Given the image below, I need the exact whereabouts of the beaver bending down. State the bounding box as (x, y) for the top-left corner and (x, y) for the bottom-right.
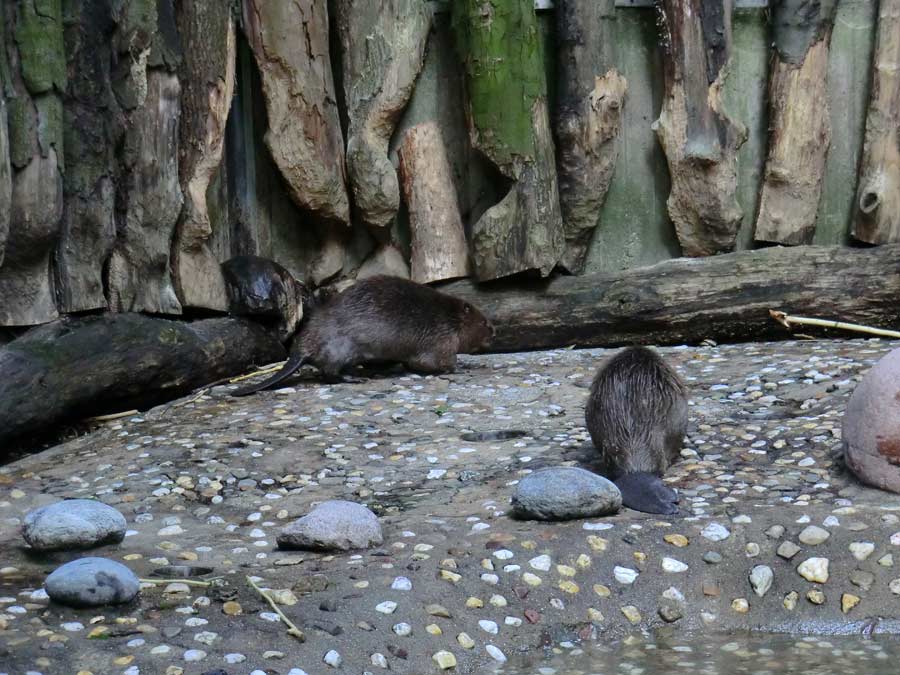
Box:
(231, 275), (494, 396)
(585, 346), (688, 515)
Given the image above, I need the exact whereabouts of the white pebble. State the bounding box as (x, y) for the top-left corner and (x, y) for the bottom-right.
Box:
(614, 566), (639, 584)
(391, 577), (412, 591)
(529, 555), (552, 571)
(324, 649), (342, 667)
(486, 644), (507, 662)
(479, 619), (499, 634)
(662, 557), (688, 573)
(375, 600), (398, 614)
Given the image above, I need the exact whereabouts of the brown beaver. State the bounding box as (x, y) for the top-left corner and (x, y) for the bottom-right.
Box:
(585, 346), (688, 515)
(231, 275), (494, 396)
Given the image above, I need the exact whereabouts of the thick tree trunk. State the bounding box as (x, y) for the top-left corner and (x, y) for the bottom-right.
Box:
(554, 0), (627, 274)
(55, 0), (120, 314)
(172, 0), (236, 311)
(241, 0), (350, 224)
(0, 314), (285, 451)
(852, 0), (900, 244)
(334, 0), (431, 231)
(0, 96), (11, 269)
(453, 1), (564, 281)
(0, 0), (66, 326)
(398, 121), (470, 284)
(442, 244), (900, 352)
(654, 0), (746, 257)
(755, 0), (839, 245)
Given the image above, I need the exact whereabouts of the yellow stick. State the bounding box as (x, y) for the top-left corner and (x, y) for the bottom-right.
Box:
(138, 577), (217, 587)
(246, 576), (305, 642)
(769, 310), (900, 339)
(85, 410), (139, 423)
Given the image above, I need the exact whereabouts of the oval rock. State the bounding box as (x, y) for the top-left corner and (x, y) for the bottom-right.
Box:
(23, 499), (126, 552)
(511, 467), (622, 521)
(45, 557), (140, 608)
(277, 500), (383, 551)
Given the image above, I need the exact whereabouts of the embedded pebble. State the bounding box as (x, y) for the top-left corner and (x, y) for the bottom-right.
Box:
(23, 500), (126, 552)
(777, 541), (801, 560)
(849, 542), (875, 561)
(662, 557), (688, 573)
(701, 523), (730, 542)
(44, 558), (140, 607)
(798, 526), (830, 545)
(797, 558), (829, 583)
(614, 566), (639, 584)
(324, 649), (342, 667)
(510, 467), (621, 520)
(486, 644), (507, 662)
(749, 565), (773, 597)
(433, 651), (457, 669)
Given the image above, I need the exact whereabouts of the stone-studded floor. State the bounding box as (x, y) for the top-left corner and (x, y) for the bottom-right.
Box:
(2, 339), (900, 675)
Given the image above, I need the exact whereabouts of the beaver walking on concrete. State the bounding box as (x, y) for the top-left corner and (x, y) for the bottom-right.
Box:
(585, 346), (688, 515)
(231, 275), (495, 396)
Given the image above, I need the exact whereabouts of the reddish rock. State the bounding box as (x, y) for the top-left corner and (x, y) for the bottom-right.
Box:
(843, 347), (900, 493)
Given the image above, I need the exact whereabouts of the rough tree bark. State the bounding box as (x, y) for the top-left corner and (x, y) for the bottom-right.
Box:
(654, 0), (746, 257)
(172, 0), (236, 311)
(554, 0), (627, 274)
(852, 0), (900, 244)
(755, 0), (839, 245)
(334, 0), (431, 231)
(442, 244), (900, 352)
(241, 0), (349, 224)
(398, 121), (471, 284)
(56, 0), (120, 313)
(453, 0), (564, 281)
(107, 0), (185, 315)
(0, 314), (285, 450)
(0, 95), (10, 269)
(0, 0), (66, 326)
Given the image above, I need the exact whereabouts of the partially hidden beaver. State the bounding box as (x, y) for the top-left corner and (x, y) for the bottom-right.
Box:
(231, 275), (495, 396)
(585, 346), (688, 515)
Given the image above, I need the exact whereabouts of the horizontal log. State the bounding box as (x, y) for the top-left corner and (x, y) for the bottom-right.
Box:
(0, 314), (285, 451)
(441, 244), (900, 351)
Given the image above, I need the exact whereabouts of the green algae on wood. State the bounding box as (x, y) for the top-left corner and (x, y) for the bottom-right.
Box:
(13, 0), (66, 96)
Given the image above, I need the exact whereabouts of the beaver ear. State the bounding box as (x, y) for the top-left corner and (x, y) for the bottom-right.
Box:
(463, 304), (471, 314)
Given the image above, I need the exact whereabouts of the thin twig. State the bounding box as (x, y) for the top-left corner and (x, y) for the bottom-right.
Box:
(138, 577), (218, 588)
(229, 364), (286, 384)
(246, 575), (306, 642)
(85, 410), (139, 423)
(769, 310), (900, 339)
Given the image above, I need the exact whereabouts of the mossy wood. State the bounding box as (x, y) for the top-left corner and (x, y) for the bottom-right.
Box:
(0, 314), (285, 451)
(554, 0), (626, 274)
(852, 0), (900, 244)
(452, 0), (563, 281)
(0, 0), (65, 326)
(654, 0), (746, 257)
(172, 0), (235, 311)
(334, 0), (431, 231)
(755, 0), (839, 245)
(442, 244), (900, 351)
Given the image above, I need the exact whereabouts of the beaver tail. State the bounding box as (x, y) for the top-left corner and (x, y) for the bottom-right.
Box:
(230, 354), (308, 397)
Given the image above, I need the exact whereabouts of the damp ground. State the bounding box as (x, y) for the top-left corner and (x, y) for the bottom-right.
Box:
(2, 338), (900, 674)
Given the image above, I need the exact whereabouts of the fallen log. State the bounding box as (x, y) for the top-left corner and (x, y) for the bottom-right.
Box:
(852, 0), (900, 244)
(441, 244), (900, 352)
(754, 0), (839, 245)
(0, 314), (285, 451)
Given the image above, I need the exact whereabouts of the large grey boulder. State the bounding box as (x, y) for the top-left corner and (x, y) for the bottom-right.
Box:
(277, 500), (383, 551)
(23, 499), (127, 552)
(511, 467), (622, 520)
(843, 347), (900, 493)
(45, 557), (140, 607)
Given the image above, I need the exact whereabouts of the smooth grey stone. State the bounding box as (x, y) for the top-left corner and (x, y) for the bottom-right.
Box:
(277, 500), (383, 551)
(45, 557), (140, 608)
(510, 467), (622, 521)
(23, 499), (126, 552)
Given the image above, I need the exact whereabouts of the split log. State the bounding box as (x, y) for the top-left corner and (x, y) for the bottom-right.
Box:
(56, 0), (120, 313)
(0, 0), (66, 326)
(554, 0), (627, 274)
(357, 243), (410, 280)
(0, 314), (285, 451)
(453, 1), (564, 281)
(755, 0), (839, 245)
(654, 0), (747, 257)
(398, 121), (470, 283)
(241, 0), (350, 224)
(0, 96), (10, 269)
(172, 0), (236, 311)
(441, 244), (900, 352)
(852, 0), (900, 244)
(107, 69), (184, 314)
(334, 0), (431, 230)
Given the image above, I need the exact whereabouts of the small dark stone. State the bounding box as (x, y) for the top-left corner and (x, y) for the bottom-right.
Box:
(703, 551), (723, 564)
(524, 609), (541, 624)
(387, 645), (408, 659)
(658, 603), (683, 623)
(319, 599), (337, 612)
(311, 620), (343, 636)
(850, 569), (875, 591)
(201, 670), (229, 675)
(357, 621), (375, 631)
(292, 574), (330, 594)
(514, 586), (530, 600)
(622, 534), (639, 545)
(163, 627), (182, 638)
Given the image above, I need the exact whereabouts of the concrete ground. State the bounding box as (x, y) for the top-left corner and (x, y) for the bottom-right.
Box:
(2, 338), (900, 675)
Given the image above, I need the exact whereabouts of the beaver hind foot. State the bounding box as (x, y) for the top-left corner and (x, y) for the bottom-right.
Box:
(614, 472), (679, 515)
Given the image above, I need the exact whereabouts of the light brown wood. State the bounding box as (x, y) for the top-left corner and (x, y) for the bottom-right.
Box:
(853, 0), (900, 244)
(654, 0), (746, 257)
(398, 122), (470, 284)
